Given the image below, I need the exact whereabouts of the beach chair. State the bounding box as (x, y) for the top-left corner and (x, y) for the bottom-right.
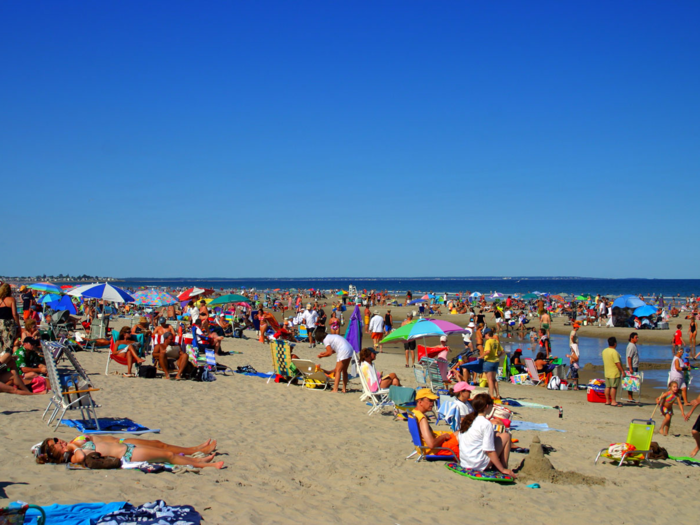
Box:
(524, 357), (544, 386)
(0, 503), (46, 525)
(83, 316), (109, 351)
(104, 330), (130, 375)
(594, 419), (656, 468)
(205, 347), (233, 376)
(266, 339), (300, 386)
(295, 324), (309, 342)
(405, 412), (458, 463)
(292, 359), (332, 390)
(41, 341), (100, 431)
(356, 359), (391, 415)
(421, 357), (451, 393)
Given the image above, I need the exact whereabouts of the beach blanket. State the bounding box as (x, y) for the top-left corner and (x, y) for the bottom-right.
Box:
(94, 500), (202, 524)
(510, 421), (565, 432)
(10, 501), (126, 525)
(60, 418), (160, 435)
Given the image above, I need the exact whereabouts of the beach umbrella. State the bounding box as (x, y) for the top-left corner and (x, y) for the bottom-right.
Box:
(47, 296), (77, 315)
(336, 290), (348, 295)
(407, 298), (424, 305)
(131, 289), (179, 307)
(39, 294), (62, 304)
(177, 287), (213, 301)
(612, 295), (646, 309)
(521, 293), (538, 300)
(344, 304), (363, 354)
(380, 318), (466, 344)
(550, 295), (566, 303)
(27, 282), (62, 294)
(67, 282), (134, 303)
(469, 292), (482, 298)
(634, 305), (658, 317)
(490, 292), (504, 299)
(208, 294), (252, 306)
(60, 285), (73, 290)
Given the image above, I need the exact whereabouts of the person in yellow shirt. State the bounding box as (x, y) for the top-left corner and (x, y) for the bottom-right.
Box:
(480, 328), (504, 400)
(602, 336), (625, 407)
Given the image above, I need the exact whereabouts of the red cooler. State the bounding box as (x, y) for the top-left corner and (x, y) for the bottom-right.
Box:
(587, 385), (606, 403)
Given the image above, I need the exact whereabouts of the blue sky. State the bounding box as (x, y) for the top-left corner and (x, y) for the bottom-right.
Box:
(2, 1), (699, 278)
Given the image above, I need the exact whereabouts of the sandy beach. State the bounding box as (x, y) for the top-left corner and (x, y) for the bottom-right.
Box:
(2, 310), (699, 524)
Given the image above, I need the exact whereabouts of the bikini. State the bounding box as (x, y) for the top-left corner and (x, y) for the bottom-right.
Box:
(72, 436), (135, 462)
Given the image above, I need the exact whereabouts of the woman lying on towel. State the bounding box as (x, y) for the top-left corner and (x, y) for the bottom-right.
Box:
(34, 436), (223, 469)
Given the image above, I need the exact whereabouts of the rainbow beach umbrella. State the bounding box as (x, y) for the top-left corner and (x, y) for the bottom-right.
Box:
(131, 289), (179, 307)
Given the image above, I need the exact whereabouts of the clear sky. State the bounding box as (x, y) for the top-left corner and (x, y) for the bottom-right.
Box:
(2, 1), (698, 279)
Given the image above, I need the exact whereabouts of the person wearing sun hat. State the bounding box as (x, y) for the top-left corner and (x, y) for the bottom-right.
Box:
(412, 388), (460, 459)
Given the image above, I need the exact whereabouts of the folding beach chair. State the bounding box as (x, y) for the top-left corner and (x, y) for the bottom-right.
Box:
(405, 412), (458, 463)
(292, 359), (332, 390)
(421, 357), (451, 393)
(84, 316), (109, 351)
(0, 503), (46, 525)
(295, 324), (309, 342)
(204, 347), (233, 376)
(357, 360), (392, 415)
(524, 357), (544, 386)
(266, 339), (300, 386)
(41, 341), (100, 431)
(105, 330), (130, 375)
(595, 419), (656, 468)
(413, 365), (429, 389)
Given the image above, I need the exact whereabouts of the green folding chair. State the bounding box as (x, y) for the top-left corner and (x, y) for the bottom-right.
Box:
(0, 504), (46, 525)
(594, 419), (656, 467)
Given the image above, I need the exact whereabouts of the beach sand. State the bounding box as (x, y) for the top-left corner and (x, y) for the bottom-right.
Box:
(2, 313), (699, 524)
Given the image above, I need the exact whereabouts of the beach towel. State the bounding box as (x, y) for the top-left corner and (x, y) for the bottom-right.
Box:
(60, 418), (160, 435)
(9, 501), (126, 525)
(93, 500), (201, 524)
(668, 456), (700, 467)
(445, 463), (515, 484)
(510, 421), (565, 432)
(500, 399), (557, 410)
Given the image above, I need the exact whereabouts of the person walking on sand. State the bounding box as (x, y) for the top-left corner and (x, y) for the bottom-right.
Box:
(673, 324), (684, 355)
(540, 310), (551, 338)
(602, 336), (625, 407)
(402, 313), (416, 368)
(689, 318), (697, 359)
(364, 305), (371, 334)
(369, 310), (385, 352)
(567, 323), (580, 390)
(626, 332), (640, 403)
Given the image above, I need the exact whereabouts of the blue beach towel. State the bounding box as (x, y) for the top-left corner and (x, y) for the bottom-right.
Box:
(10, 501), (126, 525)
(60, 418), (160, 435)
(510, 421), (565, 432)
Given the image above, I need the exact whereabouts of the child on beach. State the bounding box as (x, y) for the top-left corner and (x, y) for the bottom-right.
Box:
(673, 324), (684, 353)
(656, 381), (686, 436)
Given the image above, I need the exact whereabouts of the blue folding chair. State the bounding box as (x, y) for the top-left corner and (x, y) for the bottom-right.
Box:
(405, 413), (458, 463)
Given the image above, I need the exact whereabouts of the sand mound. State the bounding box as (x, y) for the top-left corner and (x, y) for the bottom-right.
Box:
(517, 436), (605, 486)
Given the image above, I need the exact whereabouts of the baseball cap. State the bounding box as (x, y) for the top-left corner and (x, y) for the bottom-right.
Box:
(415, 389), (439, 401)
(373, 310), (379, 315)
(23, 337), (38, 346)
(483, 327), (493, 335)
(159, 317), (166, 325)
(440, 335), (448, 343)
(306, 304), (312, 309)
(453, 381), (475, 393)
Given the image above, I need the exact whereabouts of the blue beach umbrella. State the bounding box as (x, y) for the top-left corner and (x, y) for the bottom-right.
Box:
(612, 295), (646, 309)
(634, 305), (658, 317)
(47, 296), (77, 315)
(39, 294), (62, 304)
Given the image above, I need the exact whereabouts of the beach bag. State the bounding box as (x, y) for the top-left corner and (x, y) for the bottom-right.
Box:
(487, 405), (513, 421)
(84, 452), (122, 470)
(138, 365), (157, 379)
(547, 376), (561, 390)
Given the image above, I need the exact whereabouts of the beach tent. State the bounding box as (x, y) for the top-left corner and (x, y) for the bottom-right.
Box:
(612, 295), (646, 309)
(47, 295), (77, 315)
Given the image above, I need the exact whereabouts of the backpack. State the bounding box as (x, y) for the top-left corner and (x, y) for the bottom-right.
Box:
(547, 376), (561, 390)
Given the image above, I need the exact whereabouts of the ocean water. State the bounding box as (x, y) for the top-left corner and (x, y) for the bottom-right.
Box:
(500, 333), (698, 388)
(113, 278), (700, 299)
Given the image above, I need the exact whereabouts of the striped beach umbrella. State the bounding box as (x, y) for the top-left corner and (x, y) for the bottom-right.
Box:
(67, 282), (134, 303)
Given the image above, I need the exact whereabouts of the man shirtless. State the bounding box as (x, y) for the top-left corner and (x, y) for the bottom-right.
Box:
(152, 331), (188, 380)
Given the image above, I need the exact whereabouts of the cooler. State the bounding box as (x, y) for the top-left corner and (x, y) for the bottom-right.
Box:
(587, 385), (606, 403)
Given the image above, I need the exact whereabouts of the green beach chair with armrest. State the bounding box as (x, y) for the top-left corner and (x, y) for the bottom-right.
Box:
(594, 419), (656, 468)
(0, 503), (46, 525)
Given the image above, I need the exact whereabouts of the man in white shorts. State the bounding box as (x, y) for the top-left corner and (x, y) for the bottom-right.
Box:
(315, 330), (354, 393)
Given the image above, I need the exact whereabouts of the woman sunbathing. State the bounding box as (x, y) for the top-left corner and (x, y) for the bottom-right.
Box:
(34, 435), (223, 469)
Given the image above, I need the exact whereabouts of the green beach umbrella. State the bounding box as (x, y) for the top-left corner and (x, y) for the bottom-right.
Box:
(521, 293), (538, 300)
(208, 294), (251, 306)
